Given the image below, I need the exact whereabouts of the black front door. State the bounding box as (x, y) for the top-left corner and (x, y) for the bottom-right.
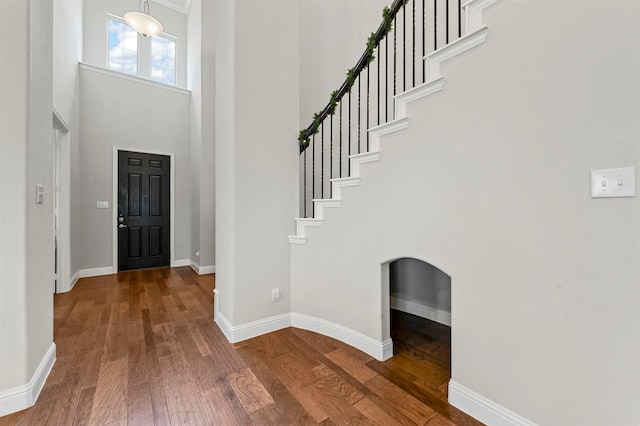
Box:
(118, 150), (170, 271)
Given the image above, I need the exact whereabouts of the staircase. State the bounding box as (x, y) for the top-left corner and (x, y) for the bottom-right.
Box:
(290, 0), (499, 244)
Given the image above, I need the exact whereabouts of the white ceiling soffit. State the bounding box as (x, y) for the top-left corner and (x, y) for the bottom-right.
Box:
(151, 0), (191, 14)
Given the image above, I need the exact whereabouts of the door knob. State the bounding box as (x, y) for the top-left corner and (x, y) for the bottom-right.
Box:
(118, 224), (128, 228)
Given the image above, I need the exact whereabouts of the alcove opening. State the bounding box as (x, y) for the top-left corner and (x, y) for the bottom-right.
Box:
(386, 258), (452, 394)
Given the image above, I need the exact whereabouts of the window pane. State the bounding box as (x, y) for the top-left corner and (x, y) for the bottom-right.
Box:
(150, 35), (176, 85)
(108, 18), (137, 76)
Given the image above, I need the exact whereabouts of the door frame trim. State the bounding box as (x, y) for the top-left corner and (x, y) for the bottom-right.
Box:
(53, 108), (71, 293)
(112, 146), (176, 272)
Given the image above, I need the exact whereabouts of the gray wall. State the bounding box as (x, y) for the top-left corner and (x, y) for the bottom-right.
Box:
(291, 1), (640, 424)
(0, 0), (54, 394)
(79, 67), (191, 269)
(390, 258), (451, 326)
(215, 0), (299, 325)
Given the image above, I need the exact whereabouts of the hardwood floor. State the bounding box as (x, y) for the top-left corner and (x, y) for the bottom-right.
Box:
(0, 267), (482, 425)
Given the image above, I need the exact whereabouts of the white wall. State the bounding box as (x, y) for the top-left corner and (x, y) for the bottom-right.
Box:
(0, 0), (54, 406)
(79, 67), (191, 270)
(215, 0), (299, 327)
(83, 0), (187, 88)
(299, 0), (388, 127)
(291, 1), (639, 424)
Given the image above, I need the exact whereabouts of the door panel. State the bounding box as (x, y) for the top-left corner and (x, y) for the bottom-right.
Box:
(118, 151), (170, 271)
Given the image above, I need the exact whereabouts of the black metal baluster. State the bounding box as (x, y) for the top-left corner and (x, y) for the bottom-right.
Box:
(304, 146), (307, 217)
(367, 64), (370, 151)
(348, 91), (351, 175)
(403, 1), (406, 92)
(446, 0), (449, 44)
(385, 37), (389, 122)
(358, 75), (361, 153)
(434, 0), (437, 50)
(329, 114), (333, 198)
(422, 0), (425, 83)
(393, 17), (397, 104)
(321, 121), (324, 199)
(377, 45), (381, 126)
(311, 134), (315, 217)
(339, 101), (343, 178)
(412, 0), (416, 88)
(458, 0), (461, 38)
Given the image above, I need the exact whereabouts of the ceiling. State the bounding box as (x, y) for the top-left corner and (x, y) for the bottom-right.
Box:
(152, 0), (191, 14)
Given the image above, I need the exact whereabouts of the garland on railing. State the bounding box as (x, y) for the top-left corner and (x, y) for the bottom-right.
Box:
(298, 3), (399, 152)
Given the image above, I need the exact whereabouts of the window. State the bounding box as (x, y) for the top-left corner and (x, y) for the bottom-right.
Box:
(107, 17), (138, 76)
(150, 35), (176, 86)
(106, 15), (177, 86)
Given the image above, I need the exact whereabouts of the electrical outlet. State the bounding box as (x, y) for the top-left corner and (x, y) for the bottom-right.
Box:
(591, 167), (635, 198)
(271, 288), (281, 302)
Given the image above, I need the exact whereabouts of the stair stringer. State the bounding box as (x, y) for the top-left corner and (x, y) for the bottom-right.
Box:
(289, 0), (498, 245)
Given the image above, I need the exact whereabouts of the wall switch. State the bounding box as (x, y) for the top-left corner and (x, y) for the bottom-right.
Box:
(271, 288), (281, 302)
(591, 167), (635, 198)
(96, 201), (109, 209)
(35, 185), (44, 204)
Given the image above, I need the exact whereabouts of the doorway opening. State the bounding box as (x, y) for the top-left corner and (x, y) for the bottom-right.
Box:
(384, 258), (452, 395)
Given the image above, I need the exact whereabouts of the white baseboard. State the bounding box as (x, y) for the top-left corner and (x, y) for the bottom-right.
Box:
(390, 296), (452, 327)
(0, 343), (56, 417)
(291, 313), (392, 361)
(78, 266), (114, 278)
(449, 380), (538, 426)
(190, 261), (216, 275)
(213, 307), (392, 361)
(215, 311), (290, 343)
(172, 259), (190, 267)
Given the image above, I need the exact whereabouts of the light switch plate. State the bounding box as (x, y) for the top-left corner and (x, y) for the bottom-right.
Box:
(35, 185), (44, 204)
(591, 167), (635, 198)
(97, 201), (109, 209)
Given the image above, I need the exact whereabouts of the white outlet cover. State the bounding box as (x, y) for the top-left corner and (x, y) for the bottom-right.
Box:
(591, 167), (635, 198)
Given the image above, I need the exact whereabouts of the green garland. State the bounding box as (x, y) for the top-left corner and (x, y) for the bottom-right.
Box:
(299, 4), (395, 149)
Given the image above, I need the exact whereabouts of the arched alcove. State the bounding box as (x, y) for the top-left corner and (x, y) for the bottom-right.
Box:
(381, 257), (452, 393)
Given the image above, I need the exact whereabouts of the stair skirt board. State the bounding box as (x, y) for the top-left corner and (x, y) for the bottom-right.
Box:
(214, 310), (392, 362)
(290, 0), (500, 245)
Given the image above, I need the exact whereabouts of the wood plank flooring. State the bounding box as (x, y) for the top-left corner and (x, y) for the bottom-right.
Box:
(0, 267), (482, 425)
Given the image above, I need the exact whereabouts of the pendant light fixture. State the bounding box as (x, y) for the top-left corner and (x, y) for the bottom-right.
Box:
(124, 0), (163, 38)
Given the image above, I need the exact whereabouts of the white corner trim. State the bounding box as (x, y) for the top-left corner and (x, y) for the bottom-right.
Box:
(215, 312), (291, 343)
(449, 380), (538, 426)
(390, 297), (452, 327)
(213, 289), (220, 322)
(291, 313), (392, 361)
(0, 343), (56, 417)
(424, 26), (490, 82)
(173, 259), (190, 267)
(78, 267), (114, 278)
